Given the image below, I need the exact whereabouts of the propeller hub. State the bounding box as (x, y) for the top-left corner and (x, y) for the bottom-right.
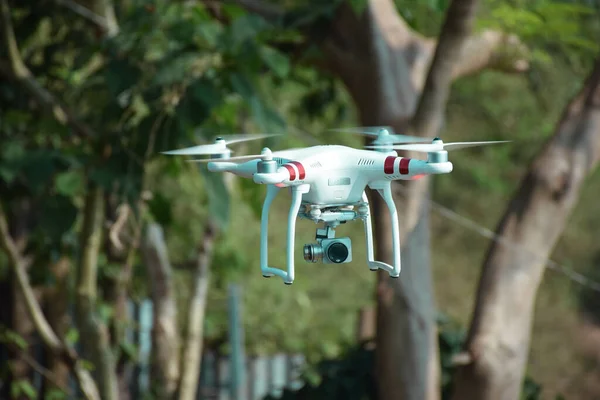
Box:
(432, 137), (443, 144)
(261, 147), (273, 161)
(379, 128), (390, 136)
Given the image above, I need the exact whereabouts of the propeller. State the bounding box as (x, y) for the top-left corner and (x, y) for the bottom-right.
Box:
(330, 126), (433, 144)
(366, 139), (510, 153)
(161, 133), (280, 156)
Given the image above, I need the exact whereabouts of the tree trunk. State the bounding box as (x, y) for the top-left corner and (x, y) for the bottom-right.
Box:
(307, 0), (481, 398)
(10, 274), (36, 400)
(45, 257), (72, 395)
(178, 223), (216, 400)
(0, 203), (102, 400)
(76, 184), (119, 400)
(5, 199), (36, 400)
(451, 55), (600, 400)
(142, 223), (181, 400)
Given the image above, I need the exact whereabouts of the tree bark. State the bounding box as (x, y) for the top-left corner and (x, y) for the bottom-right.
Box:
(303, 0), (481, 398)
(142, 224), (181, 400)
(177, 222), (217, 400)
(451, 55), (600, 400)
(0, 203), (101, 400)
(76, 184), (119, 400)
(4, 199), (36, 400)
(45, 257), (72, 395)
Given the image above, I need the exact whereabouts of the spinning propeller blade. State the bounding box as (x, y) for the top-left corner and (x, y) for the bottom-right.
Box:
(330, 126), (432, 144)
(162, 143), (230, 156)
(366, 140), (510, 152)
(161, 133), (281, 156)
(186, 154), (265, 163)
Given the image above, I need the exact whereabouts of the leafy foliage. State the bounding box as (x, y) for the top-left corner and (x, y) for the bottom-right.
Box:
(264, 315), (554, 400)
(265, 316), (561, 400)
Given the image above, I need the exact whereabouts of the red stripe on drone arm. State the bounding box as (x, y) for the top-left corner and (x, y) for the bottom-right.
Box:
(399, 158), (410, 175)
(290, 161), (306, 180)
(384, 156), (395, 174)
(283, 164), (296, 181)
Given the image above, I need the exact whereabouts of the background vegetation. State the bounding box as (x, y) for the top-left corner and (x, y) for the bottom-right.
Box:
(1, 0), (600, 399)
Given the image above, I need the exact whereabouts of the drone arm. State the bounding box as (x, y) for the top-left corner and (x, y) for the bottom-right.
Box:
(367, 182), (401, 277)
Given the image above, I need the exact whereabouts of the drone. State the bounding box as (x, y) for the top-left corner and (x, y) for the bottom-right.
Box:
(163, 127), (508, 285)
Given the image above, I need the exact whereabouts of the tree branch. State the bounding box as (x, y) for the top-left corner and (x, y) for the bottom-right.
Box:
(409, 0), (480, 137)
(178, 221), (217, 400)
(451, 53), (600, 400)
(76, 184), (119, 400)
(6, 341), (72, 396)
(142, 224), (181, 399)
(0, 0), (94, 139)
(234, 0), (283, 20)
(0, 203), (101, 400)
(55, 0), (110, 31)
(452, 30), (529, 79)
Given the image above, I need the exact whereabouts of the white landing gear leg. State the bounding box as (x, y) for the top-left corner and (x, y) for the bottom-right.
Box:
(366, 182), (401, 278)
(260, 184), (309, 285)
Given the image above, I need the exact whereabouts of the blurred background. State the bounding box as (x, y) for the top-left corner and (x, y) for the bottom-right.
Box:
(1, 0), (600, 399)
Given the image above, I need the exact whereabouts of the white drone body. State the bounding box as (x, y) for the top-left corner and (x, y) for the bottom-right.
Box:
(163, 128), (508, 285)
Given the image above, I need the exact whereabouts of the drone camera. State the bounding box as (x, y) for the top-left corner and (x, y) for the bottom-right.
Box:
(303, 237), (352, 264)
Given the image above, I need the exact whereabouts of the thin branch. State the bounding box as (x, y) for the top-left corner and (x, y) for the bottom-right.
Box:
(0, 203), (101, 400)
(450, 352), (473, 366)
(231, 0), (283, 21)
(0, 205), (62, 351)
(452, 30), (529, 79)
(410, 0), (480, 137)
(76, 184), (119, 400)
(0, 0), (94, 139)
(56, 0), (110, 31)
(178, 222), (217, 400)
(109, 204), (131, 252)
(6, 342), (72, 396)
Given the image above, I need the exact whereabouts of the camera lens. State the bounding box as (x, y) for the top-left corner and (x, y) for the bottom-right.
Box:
(327, 242), (349, 264)
(303, 244), (323, 263)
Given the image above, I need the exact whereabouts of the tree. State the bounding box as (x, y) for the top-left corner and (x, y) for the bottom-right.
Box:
(234, 0), (528, 398)
(450, 53), (600, 400)
(0, 0), (306, 398)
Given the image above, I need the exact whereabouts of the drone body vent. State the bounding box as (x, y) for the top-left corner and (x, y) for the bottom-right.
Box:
(311, 161), (322, 168)
(357, 158), (375, 166)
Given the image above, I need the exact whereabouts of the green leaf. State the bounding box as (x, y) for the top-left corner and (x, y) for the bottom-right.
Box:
(1, 329), (28, 349)
(199, 166), (229, 231)
(348, 0), (368, 15)
(151, 53), (203, 87)
(228, 14), (268, 47)
(99, 303), (115, 323)
(259, 46), (290, 78)
(238, 178), (263, 219)
(120, 341), (138, 362)
(105, 58), (141, 98)
(55, 170), (84, 197)
(189, 78), (223, 109)
(148, 191), (173, 226)
(45, 388), (68, 400)
(21, 151), (56, 193)
(79, 359), (95, 371)
(229, 72), (255, 100)
(11, 380), (36, 400)
(39, 195), (78, 239)
(195, 21), (223, 48)
(65, 327), (79, 346)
